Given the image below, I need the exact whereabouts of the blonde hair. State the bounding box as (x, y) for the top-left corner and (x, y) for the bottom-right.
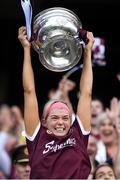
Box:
(96, 112), (110, 127)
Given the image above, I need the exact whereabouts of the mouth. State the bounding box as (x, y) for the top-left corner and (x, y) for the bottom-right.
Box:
(55, 127), (65, 133)
(92, 114), (97, 118)
(103, 131), (112, 137)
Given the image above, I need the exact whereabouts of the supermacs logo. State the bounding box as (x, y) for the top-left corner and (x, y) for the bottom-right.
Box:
(43, 138), (76, 154)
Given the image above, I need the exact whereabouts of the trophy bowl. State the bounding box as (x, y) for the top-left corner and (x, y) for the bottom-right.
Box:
(32, 7), (83, 72)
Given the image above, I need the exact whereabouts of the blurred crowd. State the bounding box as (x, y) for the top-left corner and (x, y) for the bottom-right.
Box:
(0, 76), (120, 179)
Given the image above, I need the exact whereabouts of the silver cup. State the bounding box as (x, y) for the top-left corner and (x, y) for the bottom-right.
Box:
(32, 7), (83, 72)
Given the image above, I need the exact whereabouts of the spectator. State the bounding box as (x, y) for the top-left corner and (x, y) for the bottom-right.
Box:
(113, 98), (120, 178)
(0, 104), (24, 143)
(11, 144), (30, 179)
(11, 105), (26, 144)
(47, 77), (76, 114)
(96, 112), (117, 164)
(0, 104), (17, 178)
(96, 97), (120, 165)
(90, 98), (104, 138)
(87, 134), (99, 179)
(92, 163), (116, 180)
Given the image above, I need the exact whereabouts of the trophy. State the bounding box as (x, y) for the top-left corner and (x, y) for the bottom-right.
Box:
(32, 7), (83, 72)
(20, 2), (84, 72)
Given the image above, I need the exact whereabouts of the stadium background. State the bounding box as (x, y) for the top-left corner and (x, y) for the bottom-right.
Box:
(0, 0), (119, 113)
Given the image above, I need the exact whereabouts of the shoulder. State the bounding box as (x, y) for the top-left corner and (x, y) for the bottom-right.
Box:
(72, 115), (90, 136)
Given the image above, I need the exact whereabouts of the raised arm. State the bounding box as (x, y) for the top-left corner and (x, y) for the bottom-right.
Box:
(108, 98), (120, 178)
(77, 32), (94, 131)
(18, 26), (40, 136)
(114, 117), (120, 179)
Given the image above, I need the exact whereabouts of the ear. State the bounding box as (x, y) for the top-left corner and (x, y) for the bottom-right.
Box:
(42, 119), (47, 127)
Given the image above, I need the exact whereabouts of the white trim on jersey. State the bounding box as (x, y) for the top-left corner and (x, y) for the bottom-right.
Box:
(76, 115), (90, 135)
(25, 122), (41, 141)
(72, 113), (76, 124)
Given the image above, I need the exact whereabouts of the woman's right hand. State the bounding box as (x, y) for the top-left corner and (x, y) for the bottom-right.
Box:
(18, 26), (31, 48)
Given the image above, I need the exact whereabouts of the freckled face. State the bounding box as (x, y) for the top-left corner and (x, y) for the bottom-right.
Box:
(45, 108), (71, 136)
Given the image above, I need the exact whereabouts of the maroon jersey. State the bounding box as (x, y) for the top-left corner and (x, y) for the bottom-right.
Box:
(26, 118), (91, 179)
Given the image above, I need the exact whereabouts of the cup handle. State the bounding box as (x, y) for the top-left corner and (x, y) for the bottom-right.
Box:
(77, 28), (88, 44)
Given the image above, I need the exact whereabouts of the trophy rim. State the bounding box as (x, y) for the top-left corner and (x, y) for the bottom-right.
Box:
(33, 7), (82, 28)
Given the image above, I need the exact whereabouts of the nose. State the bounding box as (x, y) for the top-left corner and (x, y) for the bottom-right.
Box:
(104, 174), (110, 179)
(25, 165), (31, 172)
(104, 124), (111, 130)
(58, 118), (63, 125)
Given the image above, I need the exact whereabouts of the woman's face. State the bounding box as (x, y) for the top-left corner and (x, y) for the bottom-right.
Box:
(45, 108), (71, 137)
(99, 118), (116, 145)
(95, 165), (116, 180)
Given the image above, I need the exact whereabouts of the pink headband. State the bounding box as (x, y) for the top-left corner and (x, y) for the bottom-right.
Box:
(43, 101), (71, 119)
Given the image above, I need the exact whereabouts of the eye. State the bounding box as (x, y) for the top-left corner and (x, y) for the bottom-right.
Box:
(96, 173), (104, 178)
(63, 116), (69, 121)
(51, 116), (58, 121)
(108, 172), (114, 177)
